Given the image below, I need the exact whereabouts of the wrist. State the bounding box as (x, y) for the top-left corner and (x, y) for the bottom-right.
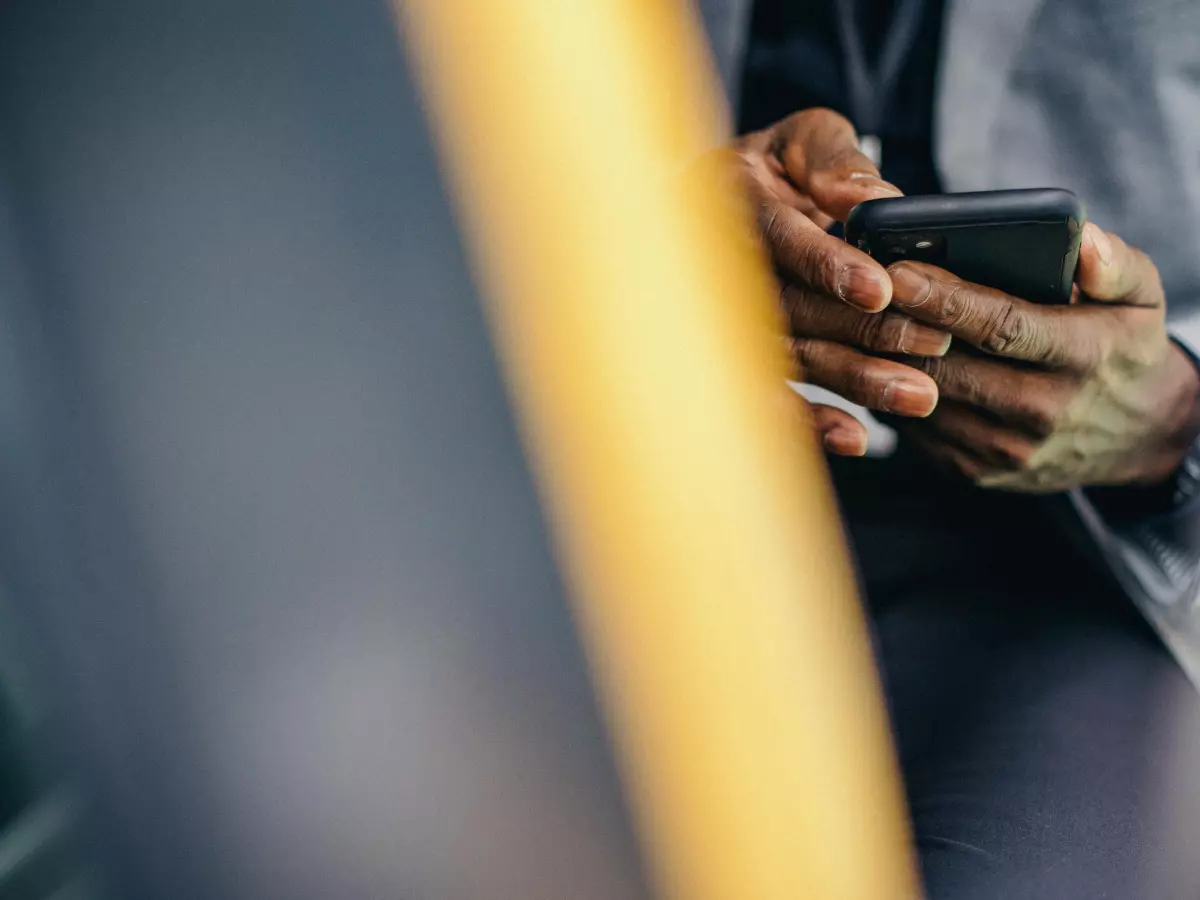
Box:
(1134, 340), (1200, 486)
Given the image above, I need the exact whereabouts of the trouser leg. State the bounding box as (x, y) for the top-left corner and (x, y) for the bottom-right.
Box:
(873, 585), (1200, 900)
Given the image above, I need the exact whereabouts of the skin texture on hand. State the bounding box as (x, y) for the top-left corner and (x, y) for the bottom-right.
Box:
(889, 223), (1200, 491)
(727, 107), (1200, 489)
(729, 109), (951, 456)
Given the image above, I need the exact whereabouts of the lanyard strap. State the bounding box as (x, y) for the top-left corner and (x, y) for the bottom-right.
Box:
(834, 0), (928, 140)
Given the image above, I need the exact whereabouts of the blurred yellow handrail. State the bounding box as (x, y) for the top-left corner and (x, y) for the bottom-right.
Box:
(392, 2), (920, 898)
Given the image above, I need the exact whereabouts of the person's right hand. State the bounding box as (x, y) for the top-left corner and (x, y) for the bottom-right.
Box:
(732, 108), (948, 455)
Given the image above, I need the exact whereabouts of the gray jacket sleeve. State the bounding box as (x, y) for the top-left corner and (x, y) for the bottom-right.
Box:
(1070, 487), (1200, 688)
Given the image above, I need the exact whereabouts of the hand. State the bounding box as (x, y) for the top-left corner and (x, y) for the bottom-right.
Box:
(730, 109), (949, 456)
(888, 223), (1200, 491)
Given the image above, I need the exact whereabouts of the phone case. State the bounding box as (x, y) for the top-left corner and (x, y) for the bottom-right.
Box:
(844, 188), (1086, 304)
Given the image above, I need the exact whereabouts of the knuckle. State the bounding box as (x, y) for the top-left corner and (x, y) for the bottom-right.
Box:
(919, 355), (986, 404)
(993, 437), (1035, 471)
(845, 363), (879, 404)
(979, 302), (1030, 355)
(927, 282), (970, 329)
(852, 312), (890, 350)
(960, 365), (995, 406)
(875, 314), (914, 353)
(945, 450), (986, 483)
(1023, 398), (1061, 439)
(914, 355), (945, 381)
(804, 240), (838, 285)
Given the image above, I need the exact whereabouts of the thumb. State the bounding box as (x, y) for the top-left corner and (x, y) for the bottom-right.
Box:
(777, 109), (902, 221)
(1076, 223), (1163, 308)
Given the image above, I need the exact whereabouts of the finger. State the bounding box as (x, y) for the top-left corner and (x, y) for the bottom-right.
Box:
(914, 351), (1074, 438)
(919, 401), (1039, 473)
(887, 260), (1101, 370)
(782, 283), (951, 357)
(789, 337), (938, 417)
(775, 109), (903, 221)
(753, 196), (892, 311)
(903, 428), (990, 483)
(1076, 223), (1164, 308)
(739, 113), (893, 310)
(811, 404), (869, 456)
(733, 135), (823, 220)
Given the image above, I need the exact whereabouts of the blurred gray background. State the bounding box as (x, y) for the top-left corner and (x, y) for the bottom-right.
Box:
(0, 1), (651, 897)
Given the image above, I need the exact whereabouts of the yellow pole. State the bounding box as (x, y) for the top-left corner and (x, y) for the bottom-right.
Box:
(393, 2), (920, 899)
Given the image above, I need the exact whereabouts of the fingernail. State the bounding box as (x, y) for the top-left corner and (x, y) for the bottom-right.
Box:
(882, 378), (937, 417)
(888, 264), (931, 307)
(848, 172), (903, 198)
(837, 264), (890, 311)
(898, 321), (952, 357)
(823, 426), (868, 456)
(1086, 223), (1113, 267)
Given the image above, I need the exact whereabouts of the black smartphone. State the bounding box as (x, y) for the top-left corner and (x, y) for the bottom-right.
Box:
(844, 188), (1086, 304)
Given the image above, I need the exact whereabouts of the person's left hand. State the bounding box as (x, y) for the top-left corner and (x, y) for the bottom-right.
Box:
(887, 223), (1200, 492)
